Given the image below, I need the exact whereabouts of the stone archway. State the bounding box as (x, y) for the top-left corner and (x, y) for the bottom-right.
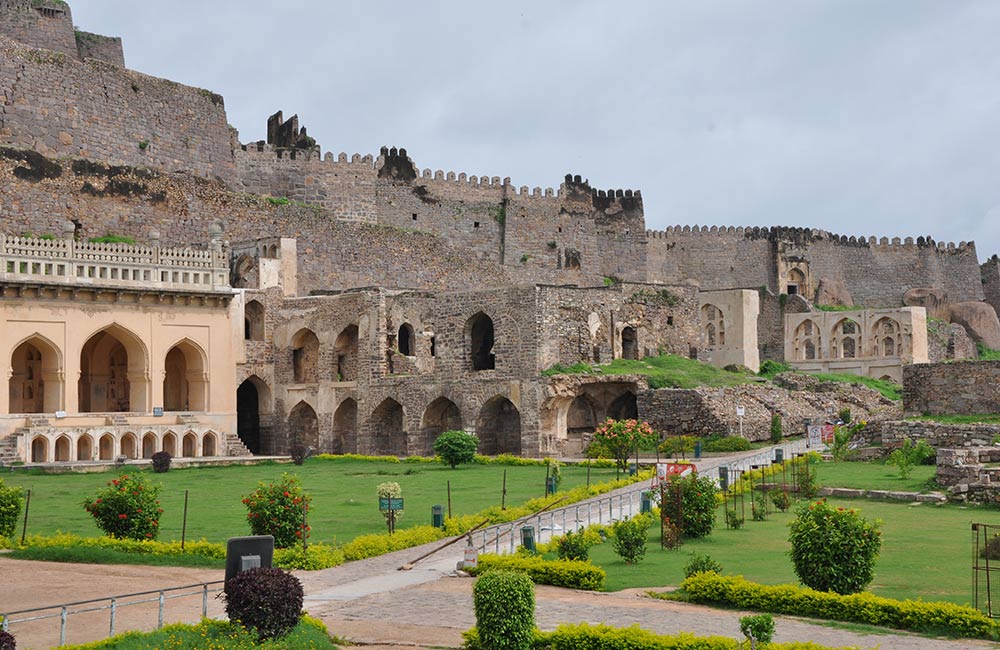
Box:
(291, 329), (320, 384)
(607, 392), (638, 420)
(79, 325), (149, 413)
(621, 327), (638, 360)
(467, 312), (495, 371)
(142, 432), (157, 458)
(236, 377), (271, 455)
(420, 397), (463, 455)
(163, 340), (208, 412)
(31, 436), (47, 463)
(98, 433), (115, 460)
(77, 434), (94, 461)
(121, 432), (138, 459)
(334, 325), (359, 382)
(332, 398), (358, 454)
(370, 398), (406, 456)
(10, 335), (63, 413)
(244, 300), (265, 341)
(476, 396), (521, 456)
(288, 401), (319, 451)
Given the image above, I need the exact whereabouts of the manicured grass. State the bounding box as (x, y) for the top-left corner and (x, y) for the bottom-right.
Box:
(589, 495), (1000, 604)
(6, 458), (618, 546)
(542, 354), (754, 389)
(811, 372), (901, 400)
(8, 544), (224, 568)
(57, 617), (337, 649)
(811, 460), (936, 492)
(907, 413), (1000, 426)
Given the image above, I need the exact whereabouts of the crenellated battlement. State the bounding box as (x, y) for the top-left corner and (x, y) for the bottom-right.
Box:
(235, 142), (375, 167)
(645, 224), (974, 253)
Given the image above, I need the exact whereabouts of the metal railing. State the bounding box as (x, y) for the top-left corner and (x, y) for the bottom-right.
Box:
(0, 580), (224, 647)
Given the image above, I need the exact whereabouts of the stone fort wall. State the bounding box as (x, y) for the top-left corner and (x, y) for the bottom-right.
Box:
(647, 225), (984, 306)
(903, 360), (1000, 417)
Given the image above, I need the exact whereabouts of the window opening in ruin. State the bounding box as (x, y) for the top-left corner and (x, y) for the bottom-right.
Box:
(31, 437), (47, 463)
(398, 323), (415, 356)
(412, 213), (418, 220)
(476, 396), (521, 456)
(474, 222), (480, 228)
(288, 401), (319, 451)
(291, 329), (320, 383)
(371, 398), (406, 456)
(873, 317), (901, 357)
(245, 301), (265, 341)
(701, 304), (725, 348)
(237, 378), (263, 455)
(334, 324), (359, 382)
(833, 319), (860, 359)
(793, 319), (821, 361)
(607, 392), (638, 420)
(79, 327), (146, 413)
(786, 268), (806, 296)
(10, 337), (61, 414)
(667, 316), (674, 326)
(333, 398), (358, 454)
(430, 335), (437, 357)
(468, 312), (496, 371)
(421, 397), (464, 455)
(621, 326), (639, 360)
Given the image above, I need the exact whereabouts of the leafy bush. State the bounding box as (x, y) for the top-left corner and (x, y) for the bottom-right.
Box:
(242, 474), (311, 548)
(224, 567), (303, 640)
(795, 460), (819, 498)
(82, 473), (163, 540)
(683, 553), (722, 578)
(150, 451), (171, 473)
(887, 438), (935, 479)
(725, 509), (743, 529)
(788, 499), (881, 594)
(88, 234), (136, 245)
(56, 617), (334, 650)
(701, 435), (752, 453)
(838, 407), (852, 424)
(469, 554), (605, 590)
(740, 614), (774, 646)
(342, 525), (445, 561)
(758, 360), (792, 379)
(612, 514), (650, 565)
(0, 629), (14, 650)
(0, 478), (23, 538)
(676, 572), (999, 640)
(473, 570), (535, 650)
(434, 429), (479, 468)
(591, 419), (657, 471)
(981, 533), (1000, 560)
(660, 473), (718, 538)
(770, 414), (783, 444)
(751, 493), (768, 521)
(555, 528), (593, 561)
(771, 489), (791, 512)
(273, 543), (344, 570)
(658, 435), (697, 458)
(377, 481), (403, 529)
(289, 443), (309, 465)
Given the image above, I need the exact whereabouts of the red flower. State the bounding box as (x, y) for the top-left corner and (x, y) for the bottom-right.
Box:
(118, 514), (128, 519)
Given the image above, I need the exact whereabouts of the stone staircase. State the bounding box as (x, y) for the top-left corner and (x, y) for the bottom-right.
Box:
(0, 430), (23, 465)
(225, 432), (253, 457)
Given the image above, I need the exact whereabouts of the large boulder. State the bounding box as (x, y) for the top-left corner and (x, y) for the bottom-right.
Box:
(903, 287), (951, 320)
(814, 277), (853, 307)
(949, 301), (1000, 351)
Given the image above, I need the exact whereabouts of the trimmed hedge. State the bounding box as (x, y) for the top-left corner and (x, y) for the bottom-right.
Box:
(57, 616), (334, 649)
(462, 623), (858, 650)
(468, 554), (605, 591)
(341, 525), (446, 561)
(674, 572), (999, 640)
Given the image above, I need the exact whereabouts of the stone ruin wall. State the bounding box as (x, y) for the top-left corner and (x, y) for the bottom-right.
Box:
(0, 36), (233, 180)
(0, 152), (512, 295)
(982, 257), (1000, 318)
(647, 226), (984, 307)
(902, 360), (1000, 417)
(0, 0), (76, 58)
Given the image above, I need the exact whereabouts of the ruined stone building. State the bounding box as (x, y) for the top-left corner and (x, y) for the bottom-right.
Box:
(0, 2), (997, 461)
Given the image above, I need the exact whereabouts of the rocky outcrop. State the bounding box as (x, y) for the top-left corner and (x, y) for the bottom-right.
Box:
(903, 287), (951, 320)
(815, 277), (853, 307)
(949, 301), (1000, 350)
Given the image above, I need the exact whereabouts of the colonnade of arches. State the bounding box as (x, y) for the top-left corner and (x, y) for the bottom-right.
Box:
(7, 325), (210, 415)
(29, 429), (220, 463)
(792, 316), (903, 361)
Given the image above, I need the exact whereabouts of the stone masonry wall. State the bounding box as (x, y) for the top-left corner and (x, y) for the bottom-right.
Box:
(982, 257), (1000, 319)
(0, 36), (233, 180)
(73, 30), (124, 67)
(902, 360), (1000, 416)
(865, 420), (1000, 450)
(0, 0), (76, 58)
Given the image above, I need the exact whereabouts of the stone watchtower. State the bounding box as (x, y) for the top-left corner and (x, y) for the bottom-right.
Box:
(0, 0), (124, 66)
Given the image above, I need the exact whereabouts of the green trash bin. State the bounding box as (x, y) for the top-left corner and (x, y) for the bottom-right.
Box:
(718, 466), (729, 491)
(694, 440), (703, 459)
(431, 504), (444, 529)
(545, 476), (557, 496)
(774, 448), (784, 463)
(641, 491), (653, 514)
(628, 462), (638, 476)
(520, 526), (536, 552)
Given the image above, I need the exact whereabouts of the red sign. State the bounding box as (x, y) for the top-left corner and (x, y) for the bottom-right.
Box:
(822, 424), (835, 444)
(653, 462), (695, 487)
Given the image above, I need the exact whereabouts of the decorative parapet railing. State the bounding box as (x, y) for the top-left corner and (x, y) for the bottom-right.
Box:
(0, 231), (231, 293)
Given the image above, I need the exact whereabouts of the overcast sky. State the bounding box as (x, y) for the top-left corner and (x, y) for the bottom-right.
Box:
(69, 1), (1000, 257)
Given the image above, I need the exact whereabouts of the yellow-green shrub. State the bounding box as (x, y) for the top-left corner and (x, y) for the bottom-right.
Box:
(5, 532), (226, 559)
(462, 623), (859, 650)
(274, 543), (344, 570)
(675, 573), (999, 640)
(468, 554), (605, 590)
(341, 525), (447, 561)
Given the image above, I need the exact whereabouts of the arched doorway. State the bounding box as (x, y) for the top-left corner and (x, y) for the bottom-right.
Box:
(182, 432), (197, 457)
(203, 433), (217, 456)
(421, 397), (463, 455)
(162, 432), (177, 457)
(236, 377), (267, 455)
(121, 433), (138, 459)
(332, 398), (358, 454)
(288, 401), (319, 450)
(467, 312), (495, 371)
(370, 398), (406, 456)
(476, 396), (521, 455)
(10, 336), (62, 413)
(397, 323), (415, 356)
(291, 329), (320, 383)
(621, 327), (638, 360)
(98, 434), (114, 460)
(163, 340), (208, 412)
(79, 325), (148, 413)
(54, 435), (71, 461)
(142, 432), (157, 458)
(77, 434), (93, 461)
(245, 300), (265, 341)
(334, 325), (359, 382)
(30, 437), (47, 462)
(607, 392), (638, 420)
(567, 395), (596, 441)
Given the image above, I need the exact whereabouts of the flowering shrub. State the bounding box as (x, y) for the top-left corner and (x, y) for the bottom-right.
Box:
(589, 419), (657, 471)
(660, 473), (718, 538)
(376, 481), (403, 527)
(242, 474), (311, 548)
(82, 473), (163, 541)
(0, 478), (23, 538)
(788, 499), (881, 594)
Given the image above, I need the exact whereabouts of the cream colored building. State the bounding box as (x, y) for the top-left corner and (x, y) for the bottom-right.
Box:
(699, 289), (761, 372)
(0, 226), (243, 463)
(784, 307), (928, 382)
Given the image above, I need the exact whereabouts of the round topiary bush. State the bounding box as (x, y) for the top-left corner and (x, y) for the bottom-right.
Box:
(788, 499), (881, 594)
(433, 429), (478, 468)
(0, 628), (16, 650)
(81, 473), (163, 540)
(0, 478), (24, 538)
(224, 567), (303, 640)
(151, 450), (171, 473)
(472, 570), (535, 650)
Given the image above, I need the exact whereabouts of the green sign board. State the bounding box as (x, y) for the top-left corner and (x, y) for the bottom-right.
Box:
(379, 497), (404, 511)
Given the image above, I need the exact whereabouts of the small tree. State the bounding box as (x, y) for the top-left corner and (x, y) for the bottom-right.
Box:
(683, 553), (722, 578)
(82, 473), (163, 540)
(770, 414), (783, 444)
(612, 514), (650, 564)
(591, 419), (657, 472)
(658, 435), (697, 459)
(740, 614), (775, 649)
(788, 499), (881, 594)
(829, 421), (866, 462)
(473, 570), (535, 650)
(660, 473), (718, 538)
(887, 438), (935, 479)
(0, 478), (24, 538)
(433, 429), (478, 468)
(242, 474), (311, 548)
(377, 481), (403, 532)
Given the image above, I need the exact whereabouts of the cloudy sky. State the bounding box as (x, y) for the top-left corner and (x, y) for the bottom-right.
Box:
(69, 1), (1000, 257)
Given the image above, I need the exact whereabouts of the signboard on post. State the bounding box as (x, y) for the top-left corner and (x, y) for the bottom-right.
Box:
(379, 497), (404, 511)
(807, 424), (822, 447)
(652, 462), (694, 487)
(736, 406), (745, 417)
(463, 545), (479, 569)
(822, 424), (836, 444)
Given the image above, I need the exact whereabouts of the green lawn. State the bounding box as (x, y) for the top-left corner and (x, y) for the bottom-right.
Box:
(542, 354), (754, 389)
(811, 460), (936, 492)
(907, 413), (1000, 426)
(589, 495), (999, 605)
(5, 458), (618, 546)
